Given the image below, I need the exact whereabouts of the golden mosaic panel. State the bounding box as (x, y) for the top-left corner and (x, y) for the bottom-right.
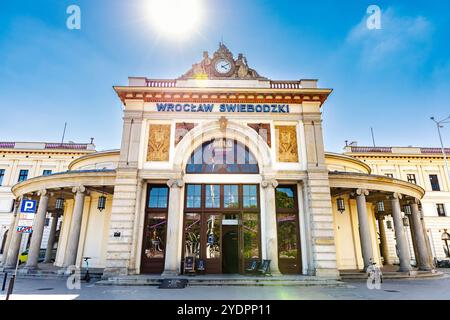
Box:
(147, 124), (171, 161)
(275, 125), (299, 163)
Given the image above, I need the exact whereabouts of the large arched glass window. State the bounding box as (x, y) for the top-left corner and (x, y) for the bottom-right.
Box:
(186, 138), (259, 174)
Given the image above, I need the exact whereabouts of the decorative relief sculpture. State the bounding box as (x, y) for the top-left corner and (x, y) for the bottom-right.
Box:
(179, 43), (267, 80)
(147, 124), (171, 161)
(275, 126), (299, 162)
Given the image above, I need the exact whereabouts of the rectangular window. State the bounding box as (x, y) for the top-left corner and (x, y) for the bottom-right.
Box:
(276, 186), (296, 209)
(184, 213), (201, 260)
(143, 213), (167, 259)
(429, 175), (440, 191)
(243, 213), (259, 260)
(407, 174), (417, 184)
(437, 204), (446, 217)
(18, 170), (28, 182)
(0, 169), (5, 186)
(224, 185), (239, 208)
(186, 185), (202, 208)
(205, 214), (221, 259)
(205, 185), (220, 208)
(147, 185), (169, 209)
(385, 173), (394, 178)
(42, 170), (52, 176)
(277, 213), (299, 260)
(243, 185), (258, 208)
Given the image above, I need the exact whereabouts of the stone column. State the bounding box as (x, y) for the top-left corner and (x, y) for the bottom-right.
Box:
(4, 201), (23, 268)
(377, 214), (390, 265)
(261, 179), (281, 275)
(390, 193), (412, 272)
(355, 189), (373, 271)
(162, 179), (184, 276)
(25, 190), (50, 269)
(44, 213), (59, 263)
(410, 200), (433, 271)
(63, 186), (86, 268)
(2, 200), (20, 267)
(421, 213), (435, 267)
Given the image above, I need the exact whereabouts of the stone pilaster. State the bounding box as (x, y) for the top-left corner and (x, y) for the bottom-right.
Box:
(162, 179), (184, 276)
(261, 179), (281, 275)
(103, 112), (144, 278)
(102, 169), (139, 277)
(303, 111), (339, 278)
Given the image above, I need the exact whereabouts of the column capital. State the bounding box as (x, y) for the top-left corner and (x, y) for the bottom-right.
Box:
(356, 189), (369, 196)
(72, 185), (86, 194)
(390, 192), (403, 200)
(37, 189), (48, 197)
(261, 179), (278, 189)
(167, 179), (184, 188)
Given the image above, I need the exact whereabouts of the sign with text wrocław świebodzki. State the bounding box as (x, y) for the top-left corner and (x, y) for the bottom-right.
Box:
(17, 199), (37, 233)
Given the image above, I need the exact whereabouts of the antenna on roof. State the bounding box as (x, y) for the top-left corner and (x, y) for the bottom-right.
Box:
(61, 122), (67, 145)
(371, 127), (376, 147)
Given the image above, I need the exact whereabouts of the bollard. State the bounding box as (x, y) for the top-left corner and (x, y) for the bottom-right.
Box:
(1, 272), (7, 291)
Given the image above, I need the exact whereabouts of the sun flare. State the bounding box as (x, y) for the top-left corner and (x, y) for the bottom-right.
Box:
(146, 0), (203, 38)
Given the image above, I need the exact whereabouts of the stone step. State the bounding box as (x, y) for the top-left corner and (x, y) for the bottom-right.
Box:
(96, 277), (345, 287)
(340, 270), (444, 280)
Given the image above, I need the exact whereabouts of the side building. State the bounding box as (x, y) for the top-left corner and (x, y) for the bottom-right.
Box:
(345, 146), (450, 262)
(0, 141), (96, 259)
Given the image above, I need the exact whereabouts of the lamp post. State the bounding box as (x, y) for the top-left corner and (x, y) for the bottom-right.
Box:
(431, 116), (450, 188)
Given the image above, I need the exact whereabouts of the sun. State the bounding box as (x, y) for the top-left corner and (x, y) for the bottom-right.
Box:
(146, 0), (204, 39)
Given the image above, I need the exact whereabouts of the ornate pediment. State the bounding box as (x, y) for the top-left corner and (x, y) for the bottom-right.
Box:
(179, 43), (267, 80)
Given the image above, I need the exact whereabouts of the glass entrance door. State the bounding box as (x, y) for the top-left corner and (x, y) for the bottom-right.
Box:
(183, 184), (261, 274)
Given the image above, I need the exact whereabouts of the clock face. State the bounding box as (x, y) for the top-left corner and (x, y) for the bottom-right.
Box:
(214, 58), (232, 74)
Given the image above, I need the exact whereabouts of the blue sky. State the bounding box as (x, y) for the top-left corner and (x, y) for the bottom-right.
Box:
(1, 0), (450, 152)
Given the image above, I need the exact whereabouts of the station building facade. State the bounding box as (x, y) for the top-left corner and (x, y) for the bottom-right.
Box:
(345, 146), (450, 262)
(0, 142), (95, 258)
(1, 45), (437, 278)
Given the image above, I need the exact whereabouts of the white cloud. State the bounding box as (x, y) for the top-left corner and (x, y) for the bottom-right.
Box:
(346, 7), (433, 66)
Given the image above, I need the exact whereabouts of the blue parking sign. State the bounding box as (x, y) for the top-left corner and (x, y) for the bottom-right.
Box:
(20, 200), (37, 213)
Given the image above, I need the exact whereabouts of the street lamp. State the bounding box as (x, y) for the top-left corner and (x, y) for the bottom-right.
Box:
(430, 116), (450, 186)
(336, 197), (345, 213)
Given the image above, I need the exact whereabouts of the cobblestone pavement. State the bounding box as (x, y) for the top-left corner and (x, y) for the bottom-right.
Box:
(1, 270), (450, 300)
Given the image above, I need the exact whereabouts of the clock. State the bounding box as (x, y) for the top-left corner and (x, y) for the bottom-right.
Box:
(214, 58), (233, 75)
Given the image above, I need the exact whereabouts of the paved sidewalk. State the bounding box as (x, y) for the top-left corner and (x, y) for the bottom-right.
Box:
(1, 270), (450, 300)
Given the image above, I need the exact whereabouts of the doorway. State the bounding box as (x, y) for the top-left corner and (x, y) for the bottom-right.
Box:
(222, 225), (239, 274)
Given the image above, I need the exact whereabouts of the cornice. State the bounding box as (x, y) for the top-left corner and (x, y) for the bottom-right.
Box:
(113, 86), (332, 106)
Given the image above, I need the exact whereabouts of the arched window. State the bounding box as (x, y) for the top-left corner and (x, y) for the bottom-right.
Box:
(186, 138), (259, 174)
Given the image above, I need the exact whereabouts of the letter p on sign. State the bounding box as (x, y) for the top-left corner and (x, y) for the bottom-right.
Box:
(21, 200), (37, 214)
